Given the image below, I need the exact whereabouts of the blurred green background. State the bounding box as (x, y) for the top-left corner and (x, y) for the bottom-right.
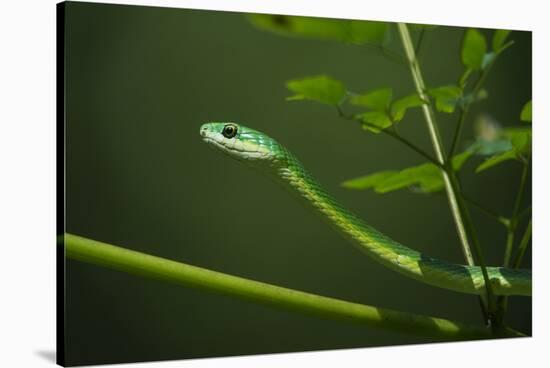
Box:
(64, 2), (532, 366)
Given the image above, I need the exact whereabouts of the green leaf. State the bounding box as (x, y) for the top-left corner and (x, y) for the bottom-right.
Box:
(247, 14), (389, 45)
(470, 139), (513, 156)
(286, 75), (346, 105)
(350, 88), (392, 111)
(520, 100), (532, 122)
(356, 111), (392, 133)
(461, 29), (487, 70)
(342, 150), (473, 194)
(427, 85), (462, 113)
(476, 128), (531, 172)
(390, 94), (425, 121)
(341, 171), (397, 190)
(451, 150), (474, 170)
(505, 128), (531, 154)
(492, 30), (512, 52)
(475, 150), (517, 173)
(375, 163), (442, 193)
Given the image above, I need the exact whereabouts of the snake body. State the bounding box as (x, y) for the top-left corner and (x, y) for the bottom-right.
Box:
(200, 122), (531, 296)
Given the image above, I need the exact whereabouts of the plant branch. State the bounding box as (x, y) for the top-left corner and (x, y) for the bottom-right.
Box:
(364, 44), (409, 68)
(503, 160), (530, 267)
(335, 106), (442, 168)
(463, 196), (509, 227)
(396, 23), (473, 264)
(449, 69), (490, 158)
(512, 219), (532, 269)
(397, 23), (496, 322)
(512, 160), (530, 222)
(496, 218), (531, 326)
(415, 28), (426, 56)
(503, 228), (515, 268)
(448, 107), (469, 159)
(495, 157), (530, 327)
(384, 129), (443, 168)
(63, 233), (523, 340)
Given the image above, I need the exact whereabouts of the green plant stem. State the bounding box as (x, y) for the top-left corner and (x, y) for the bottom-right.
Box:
(503, 229), (516, 269)
(512, 160), (530, 222)
(495, 154), (530, 327)
(512, 219), (532, 269)
(496, 219), (531, 327)
(415, 28), (426, 56)
(396, 23), (473, 266)
(397, 23), (496, 321)
(503, 160), (530, 267)
(447, 172), (496, 302)
(62, 233), (523, 340)
(496, 227), (516, 324)
(449, 69), (490, 158)
(448, 107), (469, 159)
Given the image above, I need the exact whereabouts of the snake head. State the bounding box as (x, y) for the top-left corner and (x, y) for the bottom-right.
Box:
(200, 122), (284, 164)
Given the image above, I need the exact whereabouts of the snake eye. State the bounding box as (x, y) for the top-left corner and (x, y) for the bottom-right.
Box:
(222, 124), (238, 138)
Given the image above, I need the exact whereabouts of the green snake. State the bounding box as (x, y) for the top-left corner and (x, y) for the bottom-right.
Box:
(200, 122), (531, 297)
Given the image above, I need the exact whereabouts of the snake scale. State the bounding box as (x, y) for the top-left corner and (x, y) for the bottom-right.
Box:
(200, 122), (531, 296)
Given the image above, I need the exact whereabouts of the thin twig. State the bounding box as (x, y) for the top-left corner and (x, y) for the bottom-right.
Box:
(414, 28), (426, 57)
(449, 65), (491, 158)
(463, 196), (509, 227)
(363, 44), (409, 68)
(512, 219), (532, 269)
(503, 160), (530, 267)
(384, 129), (443, 168)
(448, 107), (469, 159)
(496, 219), (532, 326)
(512, 160), (530, 221)
(335, 105), (442, 168)
(495, 156), (531, 326)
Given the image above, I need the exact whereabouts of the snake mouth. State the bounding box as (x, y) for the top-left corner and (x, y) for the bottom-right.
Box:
(202, 136), (229, 153)
(201, 136), (246, 161)
(202, 136), (273, 163)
